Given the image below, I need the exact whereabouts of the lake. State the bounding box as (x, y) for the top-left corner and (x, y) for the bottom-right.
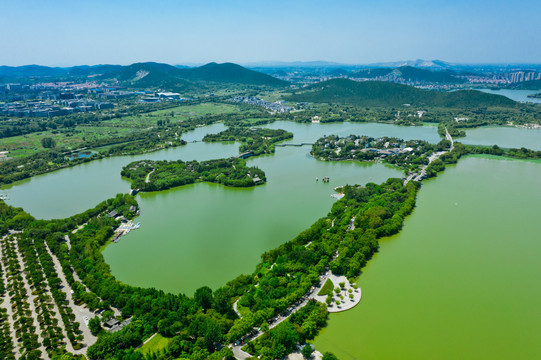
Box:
(314, 156), (541, 359)
(2, 120), (541, 358)
(476, 88), (541, 104)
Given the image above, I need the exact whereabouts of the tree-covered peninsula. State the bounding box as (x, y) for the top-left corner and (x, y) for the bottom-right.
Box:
(311, 135), (541, 179)
(0, 174), (420, 360)
(4, 138), (541, 359)
(311, 135), (451, 174)
(121, 158), (266, 191)
(203, 127), (293, 156)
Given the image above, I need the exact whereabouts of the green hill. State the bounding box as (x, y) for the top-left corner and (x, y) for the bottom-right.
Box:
(288, 78), (516, 108)
(67, 64), (123, 77)
(176, 62), (288, 86)
(115, 62), (198, 90)
(71, 62), (288, 88)
(0, 65), (68, 78)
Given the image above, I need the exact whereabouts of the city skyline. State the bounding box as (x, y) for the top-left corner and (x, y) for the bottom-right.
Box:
(1, 0), (540, 67)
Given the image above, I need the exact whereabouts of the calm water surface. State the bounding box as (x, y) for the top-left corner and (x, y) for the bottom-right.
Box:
(1, 123), (236, 219)
(461, 126), (541, 150)
(103, 150), (400, 294)
(314, 156), (541, 359)
(3, 121), (541, 357)
(476, 88), (541, 104)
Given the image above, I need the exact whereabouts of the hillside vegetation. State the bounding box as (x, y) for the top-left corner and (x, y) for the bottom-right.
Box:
(288, 78), (517, 108)
(0, 62), (288, 89)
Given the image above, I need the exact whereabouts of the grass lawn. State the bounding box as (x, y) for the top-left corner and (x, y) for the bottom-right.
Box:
(136, 334), (172, 355)
(258, 90), (291, 102)
(104, 102), (241, 127)
(317, 278), (334, 296)
(0, 125), (140, 158)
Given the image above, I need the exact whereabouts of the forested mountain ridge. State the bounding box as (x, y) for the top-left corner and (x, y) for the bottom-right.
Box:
(288, 78), (517, 108)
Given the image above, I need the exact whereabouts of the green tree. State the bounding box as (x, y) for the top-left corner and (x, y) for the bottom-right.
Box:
(322, 352), (339, 360)
(194, 286), (214, 310)
(41, 137), (56, 148)
(302, 344), (313, 359)
(88, 316), (101, 336)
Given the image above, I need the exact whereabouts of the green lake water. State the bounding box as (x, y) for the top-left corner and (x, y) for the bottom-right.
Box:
(461, 126), (541, 150)
(1, 123), (237, 219)
(476, 88), (541, 104)
(103, 151), (400, 294)
(3, 120), (541, 357)
(101, 121), (440, 294)
(314, 156), (541, 359)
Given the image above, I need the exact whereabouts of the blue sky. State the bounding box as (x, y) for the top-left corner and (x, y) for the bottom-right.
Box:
(0, 0), (539, 66)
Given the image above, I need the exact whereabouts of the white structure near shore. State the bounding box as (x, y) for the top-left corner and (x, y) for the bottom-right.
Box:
(314, 273), (362, 313)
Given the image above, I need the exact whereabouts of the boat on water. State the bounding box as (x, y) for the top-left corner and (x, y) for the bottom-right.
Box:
(0, 194), (8, 200)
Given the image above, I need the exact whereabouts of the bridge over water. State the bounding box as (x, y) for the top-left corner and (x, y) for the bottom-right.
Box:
(275, 143), (314, 147)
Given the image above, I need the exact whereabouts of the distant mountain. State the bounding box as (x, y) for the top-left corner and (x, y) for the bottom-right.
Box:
(84, 62), (288, 88)
(176, 62), (288, 86)
(67, 64), (123, 77)
(0, 65), (69, 78)
(287, 78), (516, 108)
(365, 59), (456, 69)
(0, 62), (288, 88)
(244, 61), (347, 68)
(353, 66), (467, 84)
(102, 62), (199, 91)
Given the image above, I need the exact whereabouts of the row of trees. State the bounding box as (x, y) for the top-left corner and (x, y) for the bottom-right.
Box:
(0, 236), (41, 358)
(244, 300), (328, 359)
(0, 243), (15, 360)
(17, 233), (80, 356)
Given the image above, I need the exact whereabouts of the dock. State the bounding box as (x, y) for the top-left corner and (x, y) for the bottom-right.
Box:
(111, 220), (140, 243)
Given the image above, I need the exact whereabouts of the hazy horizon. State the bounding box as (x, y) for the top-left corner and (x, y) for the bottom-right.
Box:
(1, 0), (540, 67)
(3, 59), (541, 69)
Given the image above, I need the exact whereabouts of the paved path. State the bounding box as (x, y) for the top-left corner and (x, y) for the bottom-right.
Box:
(445, 126), (454, 151)
(12, 237), (48, 359)
(62, 236), (121, 317)
(404, 129), (454, 185)
(230, 284), (319, 359)
(31, 241), (78, 355)
(231, 212), (364, 359)
(0, 236), (19, 359)
(313, 274), (362, 313)
(232, 299), (242, 319)
(44, 243), (98, 352)
(145, 170), (154, 183)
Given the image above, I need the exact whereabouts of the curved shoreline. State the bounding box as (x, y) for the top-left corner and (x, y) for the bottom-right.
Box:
(313, 273), (362, 313)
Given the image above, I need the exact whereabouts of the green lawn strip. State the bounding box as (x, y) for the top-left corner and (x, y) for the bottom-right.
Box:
(136, 334), (172, 355)
(317, 278), (334, 297)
